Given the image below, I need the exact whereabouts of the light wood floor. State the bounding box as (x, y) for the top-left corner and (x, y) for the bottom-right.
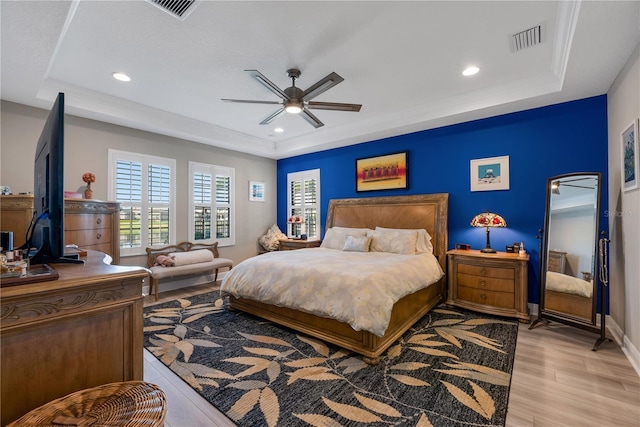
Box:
(143, 284), (640, 427)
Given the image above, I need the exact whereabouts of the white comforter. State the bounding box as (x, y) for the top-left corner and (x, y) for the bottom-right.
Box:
(546, 271), (593, 298)
(220, 248), (444, 337)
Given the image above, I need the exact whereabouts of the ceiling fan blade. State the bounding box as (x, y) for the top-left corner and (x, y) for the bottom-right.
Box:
(246, 70), (289, 100)
(300, 109), (324, 128)
(221, 98), (282, 105)
(302, 72), (344, 101)
(259, 108), (286, 125)
(307, 101), (362, 112)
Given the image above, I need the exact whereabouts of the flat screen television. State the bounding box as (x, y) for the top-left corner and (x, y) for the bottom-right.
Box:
(28, 92), (82, 265)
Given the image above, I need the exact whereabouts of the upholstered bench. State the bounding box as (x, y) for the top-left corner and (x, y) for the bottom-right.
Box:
(145, 241), (233, 301)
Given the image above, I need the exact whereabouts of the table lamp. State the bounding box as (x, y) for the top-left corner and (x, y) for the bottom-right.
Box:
(470, 211), (506, 253)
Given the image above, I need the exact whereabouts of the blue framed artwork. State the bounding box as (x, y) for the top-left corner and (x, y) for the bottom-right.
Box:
(621, 120), (638, 192)
(470, 155), (510, 192)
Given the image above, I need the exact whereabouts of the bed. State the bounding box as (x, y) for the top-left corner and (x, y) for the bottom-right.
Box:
(221, 194), (448, 364)
(544, 271), (594, 320)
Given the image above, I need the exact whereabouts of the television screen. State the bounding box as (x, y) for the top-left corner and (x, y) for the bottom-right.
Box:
(29, 93), (82, 265)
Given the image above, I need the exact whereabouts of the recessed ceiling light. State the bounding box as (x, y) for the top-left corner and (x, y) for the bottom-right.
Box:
(462, 66), (480, 76)
(112, 72), (131, 82)
(274, 127), (284, 133)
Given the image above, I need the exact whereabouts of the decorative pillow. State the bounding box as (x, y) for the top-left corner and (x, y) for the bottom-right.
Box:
(154, 254), (175, 267)
(376, 226), (433, 253)
(367, 229), (418, 255)
(259, 224), (287, 251)
(342, 235), (372, 252)
(169, 249), (214, 266)
(320, 227), (371, 250)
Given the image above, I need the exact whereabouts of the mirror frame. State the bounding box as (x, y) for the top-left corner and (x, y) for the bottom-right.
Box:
(531, 172), (607, 349)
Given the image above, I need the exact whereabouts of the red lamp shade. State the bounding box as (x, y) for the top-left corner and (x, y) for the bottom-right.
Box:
(470, 211), (506, 253)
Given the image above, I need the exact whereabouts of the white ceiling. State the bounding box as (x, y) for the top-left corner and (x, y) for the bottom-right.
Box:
(2, 1), (639, 160)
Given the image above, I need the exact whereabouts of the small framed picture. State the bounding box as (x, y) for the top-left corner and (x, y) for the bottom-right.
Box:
(470, 155), (510, 192)
(621, 120), (638, 192)
(249, 181), (265, 202)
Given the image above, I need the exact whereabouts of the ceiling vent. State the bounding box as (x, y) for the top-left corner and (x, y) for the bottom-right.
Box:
(511, 22), (545, 52)
(147, 0), (200, 20)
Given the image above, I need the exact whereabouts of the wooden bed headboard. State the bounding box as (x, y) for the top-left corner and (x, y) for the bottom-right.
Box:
(325, 194), (449, 273)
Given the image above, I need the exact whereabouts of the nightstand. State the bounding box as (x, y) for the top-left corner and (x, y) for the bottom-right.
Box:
(447, 249), (530, 323)
(278, 239), (322, 251)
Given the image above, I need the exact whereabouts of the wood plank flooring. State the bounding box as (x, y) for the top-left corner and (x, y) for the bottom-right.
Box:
(143, 284), (640, 427)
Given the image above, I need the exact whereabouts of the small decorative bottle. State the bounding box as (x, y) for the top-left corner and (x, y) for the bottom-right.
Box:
(519, 242), (526, 257)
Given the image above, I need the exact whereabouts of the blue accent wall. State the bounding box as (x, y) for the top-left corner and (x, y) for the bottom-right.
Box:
(277, 95), (608, 304)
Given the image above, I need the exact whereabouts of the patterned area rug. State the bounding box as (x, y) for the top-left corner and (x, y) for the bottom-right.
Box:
(143, 291), (518, 427)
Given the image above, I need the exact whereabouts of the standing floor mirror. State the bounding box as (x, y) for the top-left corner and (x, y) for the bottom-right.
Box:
(530, 172), (610, 350)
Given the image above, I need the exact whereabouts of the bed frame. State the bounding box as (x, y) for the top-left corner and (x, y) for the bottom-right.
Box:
(229, 194), (448, 364)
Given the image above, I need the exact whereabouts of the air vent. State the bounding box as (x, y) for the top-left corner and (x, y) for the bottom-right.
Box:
(147, 0), (199, 20)
(511, 23), (545, 52)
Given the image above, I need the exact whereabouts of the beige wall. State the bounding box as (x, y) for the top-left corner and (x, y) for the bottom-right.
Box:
(607, 42), (640, 374)
(0, 100), (277, 268)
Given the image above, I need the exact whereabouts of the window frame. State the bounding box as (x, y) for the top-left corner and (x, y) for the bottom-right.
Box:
(108, 149), (176, 256)
(188, 161), (236, 247)
(286, 169), (321, 239)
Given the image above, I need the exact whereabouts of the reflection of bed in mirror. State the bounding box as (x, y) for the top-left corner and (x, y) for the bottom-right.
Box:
(544, 271), (593, 320)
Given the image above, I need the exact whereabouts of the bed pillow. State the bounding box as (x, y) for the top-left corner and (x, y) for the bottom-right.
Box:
(376, 226), (433, 254)
(258, 224), (287, 251)
(367, 229), (418, 255)
(320, 227), (370, 250)
(342, 235), (372, 252)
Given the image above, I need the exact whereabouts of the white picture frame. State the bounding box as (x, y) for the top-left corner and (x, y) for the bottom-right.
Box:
(249, 181), (265, 202)
(470, 155), (510, 192)
(621, 119), (638, 192)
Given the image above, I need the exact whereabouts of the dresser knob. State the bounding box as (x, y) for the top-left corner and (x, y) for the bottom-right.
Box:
(480, 280), (486, 287)
(96, 233), (102, 240)
(96, 218), (102, 225)
(480, 268), (487, 276)
(480, 293), (487, 300)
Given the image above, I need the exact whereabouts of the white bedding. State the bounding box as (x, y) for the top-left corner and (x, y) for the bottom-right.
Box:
(220, 247), (444, 337)
(546, 271), (593, 298)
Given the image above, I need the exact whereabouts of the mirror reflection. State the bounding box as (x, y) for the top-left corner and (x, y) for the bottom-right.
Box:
(542, 174), (600, 325)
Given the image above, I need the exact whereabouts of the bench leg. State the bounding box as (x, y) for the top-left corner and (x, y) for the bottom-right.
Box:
(151, 277), (160, 301)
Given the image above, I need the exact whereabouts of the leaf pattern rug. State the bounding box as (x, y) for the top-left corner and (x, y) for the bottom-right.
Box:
(143, 291), (519, 427)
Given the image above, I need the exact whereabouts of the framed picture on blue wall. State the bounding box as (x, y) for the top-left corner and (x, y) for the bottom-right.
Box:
(621, 119), (638, 192)
(470, 155), (510, 192)
(356, 151), (408, 192)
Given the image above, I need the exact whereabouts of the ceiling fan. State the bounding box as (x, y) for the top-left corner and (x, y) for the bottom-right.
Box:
(222, 69), (362, 128)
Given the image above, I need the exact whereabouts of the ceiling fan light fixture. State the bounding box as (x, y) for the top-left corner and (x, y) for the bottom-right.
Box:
(285, 101), (303, 114)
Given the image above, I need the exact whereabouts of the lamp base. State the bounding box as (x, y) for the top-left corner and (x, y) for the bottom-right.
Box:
(480, 247), (497, 253)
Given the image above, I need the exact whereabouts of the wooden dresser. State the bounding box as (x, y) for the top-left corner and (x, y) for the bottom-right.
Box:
(0, 195), (120, 264)
(547, 249), (567, 273)
(447, 249), (530, 323)
(278, 238), (322, 251)
(0, 251), (147, 425)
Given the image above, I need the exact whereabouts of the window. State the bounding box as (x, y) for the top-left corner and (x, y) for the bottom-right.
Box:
(287, 169), (320, 239)
(108, 150), (176, 256)
(189, 162), (235, 247)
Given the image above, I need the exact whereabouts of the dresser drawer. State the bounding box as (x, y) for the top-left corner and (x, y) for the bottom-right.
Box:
(65, 229), (112, 247)
(457, 273), (514, 292)
(457, 263), (515, 280)
(65, 213), (112, 231)
(458, 285), (515, 309)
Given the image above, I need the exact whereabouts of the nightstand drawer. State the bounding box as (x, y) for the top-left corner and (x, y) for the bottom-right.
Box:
(457, 263), (515, 280)
(457, 273), (514, 292)
(458, 286), (515, 309)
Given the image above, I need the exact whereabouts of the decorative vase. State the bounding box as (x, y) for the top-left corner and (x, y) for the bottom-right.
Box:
(84, 183), (93, 199)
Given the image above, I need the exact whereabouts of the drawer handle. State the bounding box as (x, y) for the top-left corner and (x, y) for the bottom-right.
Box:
(480, 268), (487, 276)
(480, 280), (486, 287)
(96, 233), (102, 240)
(480, 293), (487, 300)
(96, 218), (102, 225)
